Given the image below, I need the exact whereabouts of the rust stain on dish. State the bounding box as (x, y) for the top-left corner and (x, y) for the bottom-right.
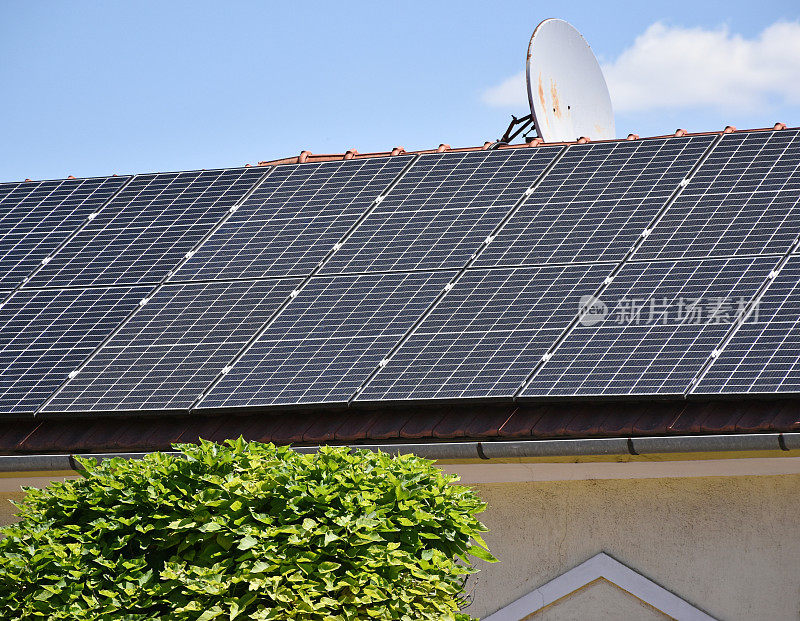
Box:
(537, 74), (546, 113)
(550, 79), (561, 119)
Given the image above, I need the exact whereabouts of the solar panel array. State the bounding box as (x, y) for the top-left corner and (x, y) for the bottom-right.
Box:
(636, 129), (800, 260)
(0, 286), (150, 413)
(175, 156), (413, 280)
(694, 255), (800, 394)
(44, 278), (302, 413)
(2, 128), (800, 418)
(0, 176), (129, 289)
(319, 147), (562, 274)
(198, 271), (455, 409)
(27, 167), (265, 288)
(356, 264), (611, 401)
(475, 136), (715, 267)
(521, 257), (775, 397)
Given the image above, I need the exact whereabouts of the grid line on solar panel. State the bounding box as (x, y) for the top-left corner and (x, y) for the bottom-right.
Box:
(692, 255), (800, 394)
(635, 129), (800, 260)
(473, 135), (717, 268)
(195, 271), (456, 409)
(0, 285), (151, 414)
(519, 256), (779, 397)
(317, 147), (564, 275)
(173, 156), (415, 281)
(355, 264), (613, 402)
(0, 176), (129, 289)
(43, 278), (303, 413)
(24, 167), (266, 289)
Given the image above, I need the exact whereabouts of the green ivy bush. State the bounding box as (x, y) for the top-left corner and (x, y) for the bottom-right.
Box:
(0, 440), (495, 620)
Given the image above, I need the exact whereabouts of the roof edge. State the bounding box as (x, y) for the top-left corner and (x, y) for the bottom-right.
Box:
(253, 123), (795, 168)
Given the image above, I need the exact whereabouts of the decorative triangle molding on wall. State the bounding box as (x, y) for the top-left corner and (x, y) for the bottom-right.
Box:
(482, 552), (717, 621)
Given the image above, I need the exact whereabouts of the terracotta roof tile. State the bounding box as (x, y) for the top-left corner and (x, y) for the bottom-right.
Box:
(431, 409), (481, 439)
(2, 400), (800, 455)
(400, 411), (446, 439)
(497, 407), (544, 438)
(334, 413), (383, 442)
(247, 124), (795, 170)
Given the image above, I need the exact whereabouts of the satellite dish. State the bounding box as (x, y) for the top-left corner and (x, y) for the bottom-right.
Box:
(526, 18), (615, 142)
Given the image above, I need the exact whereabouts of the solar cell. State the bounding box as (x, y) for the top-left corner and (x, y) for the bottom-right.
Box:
(43, 278), (302, 413)
(0, 286), (150, 414)
(174, 156), (414, 281)
(474, 136), (716, 268)
(521, 256), (777, 397)
(0, 176), (128, 288)
(196, 271), (455, 409)
(318, 147), (563, 274)
(356, 264), (612, 401)
(693, 255), (800, 394)
(26, 167), (265, 288)
(636, 129), (800, 260)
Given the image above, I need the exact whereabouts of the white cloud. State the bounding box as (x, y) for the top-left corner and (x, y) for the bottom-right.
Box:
(481, 72), (527, 108)
(482, 21), (800, 114)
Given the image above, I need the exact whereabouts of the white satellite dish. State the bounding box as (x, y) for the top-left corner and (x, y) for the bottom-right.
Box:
(526, 18), (615, 142)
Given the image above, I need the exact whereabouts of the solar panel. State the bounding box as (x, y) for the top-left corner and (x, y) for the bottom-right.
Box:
(0, 286), (151, 414)
(43, 278), (302, 413)
(0, 176), (128, 288)
(356, 264), (612, 402)
(474, 136), (716, 268)
(520, 256), (777, 397)
(174, 156), (414, 281)
(693, 255), (800, 394)
(25, 167), (266, 288)
(318, 147), (563, 274)
(636, 129), (800, 260)
(196, 271), (455, 409)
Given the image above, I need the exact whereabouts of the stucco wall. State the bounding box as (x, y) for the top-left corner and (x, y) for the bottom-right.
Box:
(467, 474), (800, 620)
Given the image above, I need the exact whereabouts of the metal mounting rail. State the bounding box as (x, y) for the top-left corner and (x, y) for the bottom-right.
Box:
(188, 154), (423, 411)
(350, 144), (571, 404)
(36, 166), (276, 415)
(513, 132), (727, 398)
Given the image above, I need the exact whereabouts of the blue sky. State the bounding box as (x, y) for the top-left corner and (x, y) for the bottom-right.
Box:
(2, 0), (799, 181)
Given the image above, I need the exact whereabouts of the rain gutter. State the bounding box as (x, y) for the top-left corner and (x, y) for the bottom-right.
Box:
(0, 433), (798, 473)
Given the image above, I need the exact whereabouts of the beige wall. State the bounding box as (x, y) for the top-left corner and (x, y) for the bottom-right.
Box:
(467, 474), (800, 620)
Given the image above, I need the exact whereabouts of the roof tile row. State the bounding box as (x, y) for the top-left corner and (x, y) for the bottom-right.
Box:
(1, 400), (798, 455)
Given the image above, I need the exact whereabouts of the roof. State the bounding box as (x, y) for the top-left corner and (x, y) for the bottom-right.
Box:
(0, 123), (799, 455)
(1, 399), (798, 455)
